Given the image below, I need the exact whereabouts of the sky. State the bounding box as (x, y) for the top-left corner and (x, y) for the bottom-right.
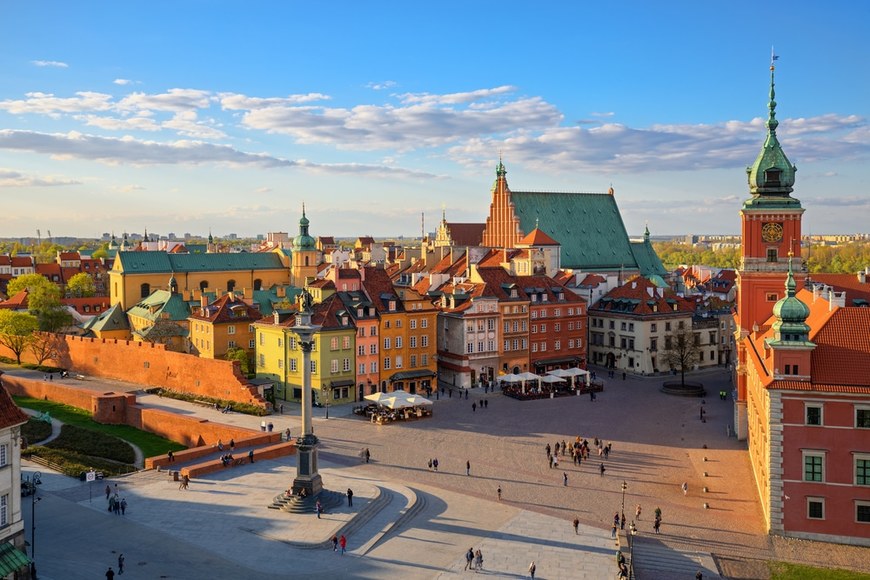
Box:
(1, 1), (869, 240)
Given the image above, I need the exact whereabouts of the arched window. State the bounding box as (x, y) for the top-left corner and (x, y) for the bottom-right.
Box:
(304, 256), (310, 266)
(200, 280), (209, 292)
(227, 279), (236, 293)
(140, 283), (150, 298)
(253, 278), (263, 291)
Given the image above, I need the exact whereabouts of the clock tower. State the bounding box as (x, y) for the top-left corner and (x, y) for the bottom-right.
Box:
(734, 58), (804, 439)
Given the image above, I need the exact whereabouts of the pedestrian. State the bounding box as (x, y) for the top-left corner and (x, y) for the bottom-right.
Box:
(611, 523), (617, 539)
(316, 500), (323, 519)
(622, 372), (626, 380)
(681, 481), (688, 495)
(465, 548), (474, 571)
(120, 497), (127, 515)
(599, 463), (606, 476)
(248, 449), (254, 463)
(365, 448), (370, 463)
(339, 534), (347, 555)
(428, 458), (433, 471)
(621, 513), (626, 530)
(106, 566), (115, 580)
(563, 472), (568, 486)
(118, 553), (124, 575)
(613, 512), (620, 528)
(466, 460), (471, 476)
(280, 404), (284, 414)
(465, 390), (468, 400)
(472, 402), (477, 412)
(474, 548), (483, 571)
(167, 450), (174, 462)
(347, 488), (353, 507)
(268, 422), (274, 432)
(696, 572), (703, 580)
(497, 485), (502, 501)
(433, 458), (439, 472)
(229, 438), (235, 451)
(484, 399), (488, 408)
(528, 560), (536, 579)
(654, 517), (661, 534)
(573, 517), (579, 534)
(331, 534), (338, 551)
(604, 445), (610, 459)
(635, 504), (642, 520)
(553, 455), (559, 468)
(105, 484), (111, 500)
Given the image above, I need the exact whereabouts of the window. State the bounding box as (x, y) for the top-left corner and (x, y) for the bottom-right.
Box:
(422, 354), (429, 366)
(803, 453), (824, 482)
(858, 502), (870, 523)
(331, 359), (339, 373)
(370, 344), (377, 355)
(629, 323), (635, 332)
(395, 337), (403, 348)
(140, 283), (150, 298)
(807, 498), (824, 520)
(857, 408), (870, 428)
(541, 324), (547, 332)
(227, 340), (236, 349)
(395, 355), (403, 368)
(421, 319), (428, 328)
(609, 320), (615, 330)
(504, 340), (510, 352)
(490, 340), (496, 351)
(258, 354), (265, 367)
(554, 323), (561, 332)
(651, 323), (657, 333)
(421, 335), (429, 347)
(767, 292), (779, 302)
(310, 360), (317, 374)
(0, 444), (7, 467)
(541, 342), (547, 352)
(531, 343), (538, 353)
(330, 337), (339, 350)
(466, 342), (474, 354)
(0, 494), (6, 527)
(249, 339), (256, 349)
(384, 338), (391, 349)
(650, 338), (658, 351)
(410, 336), (417, 348)
(555, 340), (561, 351)
(767, 248), (778, 263)
(395, 319), (402, 328)
(358, 345), (365, 356)
(620, 322), (626, 331)
(383, 357), (391, 370)
(370, 361), (378, 373)
(278, 359), (283, 369)
(249, 325), (255, 334)
(805, 404), (823, 426)
(290, 338), (297, 350)
(277, 338), (283, 348)
(665, 322), (671, 332)
(290, 359), (297, 372)
(343, 336), (351, 349)
(410, 319), (417, 329)
(857, 456), (870, 486)
(227, 325), (236, 335)
(532, 324), (538, 333)
(343, 358), (350, 372)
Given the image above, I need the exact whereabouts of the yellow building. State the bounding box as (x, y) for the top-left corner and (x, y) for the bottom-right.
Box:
(109, 251), (289, 310)
(188, 293), (262, 360)
(254, 293), (357, 404)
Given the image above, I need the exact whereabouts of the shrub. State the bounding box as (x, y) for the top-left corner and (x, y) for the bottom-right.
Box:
(21, 418), (52, 445)
(45, 424), (135, 463)
(23, 446), (136, 478)
(150, 388), (269, 416)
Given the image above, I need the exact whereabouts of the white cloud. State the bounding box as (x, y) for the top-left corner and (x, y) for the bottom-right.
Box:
(398, 85), (517, 105)
(161, 111), (226, 139)
(219, 92), (330, 110)
(31, 60), (68, 68)
(117, 184), (145, 193)
(254, 187), (273, 193)
(113, 79), (133, 85)
(0, 91), (114, 115)
(117, 88), (212, 113)
(77, 114), (162, 132)
(590, 111), (615, 118)
(366, 81), (396, 90)
(0, 168), (80, 187)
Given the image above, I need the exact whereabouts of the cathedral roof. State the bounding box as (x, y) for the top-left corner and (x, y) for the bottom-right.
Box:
(518, 227), (559, 246)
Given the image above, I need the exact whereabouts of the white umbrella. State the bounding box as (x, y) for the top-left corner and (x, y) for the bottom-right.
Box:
(516, 372), (542, 381)
(498, 373), (522, 383)
(547, 368), (572, 378)
(539, 375), (564, 384)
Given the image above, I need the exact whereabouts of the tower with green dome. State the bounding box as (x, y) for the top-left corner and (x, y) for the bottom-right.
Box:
(291, 205), (320, 286)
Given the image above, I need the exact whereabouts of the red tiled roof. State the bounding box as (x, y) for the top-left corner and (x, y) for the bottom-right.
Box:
(11, 257), (32, 267)
(445, 223), (485, 247)
(578, 273), (606, 287)
(0, 384), (28, 429)
(0, 290), (28, 310)
(810, 273), (870, 304)
(361, 267), (400, 312)
(62, 296), (111, 314)
(58, 252), (79, 261)
(518, 228), (559, 246)
(190, 294), (261, 323)
(592, 277), (692, 315)
(809, 306), (870, 386)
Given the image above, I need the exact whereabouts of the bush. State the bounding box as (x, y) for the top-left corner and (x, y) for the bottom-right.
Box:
(151, 388), (269, 416)
(46, 424), (135, 463)
(21, 418), (52, 445)
(23, 446), (136, 478)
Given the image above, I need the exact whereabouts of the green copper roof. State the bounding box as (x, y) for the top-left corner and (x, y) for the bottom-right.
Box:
(630, 238), (669, 278)
(293, 206), (316, 251)
(116, 251), (284, 274)
(83, 302), (129, 333)
(128, 290), (192, 322)
(770, 257), (813, 346)
(745, 64), (799, 208)
(511, 191), (662, 273)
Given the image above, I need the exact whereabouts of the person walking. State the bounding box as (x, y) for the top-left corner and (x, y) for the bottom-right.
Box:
(105, 484), (111, 500)
(474, 548), (483, 571)
(573, 517), (580, 534)
(497, 485), (502, 501)
(428, 458), (433, 471)
(433, 458), (439, 472)
(528, 561), (536, 579)
(117, 554), (125, 575)
(599, 463), (606, 476)
(472, 402), (477, 412)
(347, 488), (354, 507)
(248, 449), (255, 463)
(681, 481), (688, 495)
(654, 517), (661, 534)
(331, 534), (338, 552)
(339, 534), (347, 555)
(316, 500), (323, 519)
(120, 497), (127, 515)
(466, 460), (471, 476)
(167, 450), (174, 462)
(106, 566), (115, 580)
(365, 448), (370, 463)
(465, 548), (474, 571)
(635, 504), (642, 520)
(563, 472), (568, 486)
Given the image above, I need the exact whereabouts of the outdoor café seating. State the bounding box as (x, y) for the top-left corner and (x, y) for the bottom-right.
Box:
(353, 390), (434, 424)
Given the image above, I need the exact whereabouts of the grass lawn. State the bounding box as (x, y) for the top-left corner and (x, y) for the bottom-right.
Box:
(770, 562), (870, 580)
(14, 396), (185, 458)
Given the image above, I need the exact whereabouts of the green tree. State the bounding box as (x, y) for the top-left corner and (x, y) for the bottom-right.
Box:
(6, 274), (71, 331)
(91, 246), (109, 260)
(66, 272), (96, 297)
(0, 310), (39, 364)
(226, 347), (251, 376)
(659, 326), (701, 387)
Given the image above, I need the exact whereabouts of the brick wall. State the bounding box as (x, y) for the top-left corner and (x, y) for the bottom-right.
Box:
(0, 333), (266, 407)
(180, 441), (296, 479)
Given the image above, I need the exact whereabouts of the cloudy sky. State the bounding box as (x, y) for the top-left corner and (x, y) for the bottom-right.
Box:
(2, 1), (868, 239)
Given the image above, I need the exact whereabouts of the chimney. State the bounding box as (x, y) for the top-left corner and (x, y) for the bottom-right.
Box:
(859, 269), (867, 284)
(200, 295), (208, 310)
(273, 310), (280, 324)
(228, 291), (235, 302)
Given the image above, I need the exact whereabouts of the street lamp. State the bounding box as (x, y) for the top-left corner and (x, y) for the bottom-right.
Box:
(628, 520), (637, 580)
(621, 480), (627, 522)
(323, 384), (330, 420)
(25, 472), (42, 576)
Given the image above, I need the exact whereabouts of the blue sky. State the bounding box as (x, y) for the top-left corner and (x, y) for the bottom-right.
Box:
(2, 1), (868, 240)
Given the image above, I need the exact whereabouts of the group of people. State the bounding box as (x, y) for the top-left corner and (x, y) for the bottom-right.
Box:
(545, 436), (612, 470)
(464, 547), (484, 571)
(330, 534), (348, 554)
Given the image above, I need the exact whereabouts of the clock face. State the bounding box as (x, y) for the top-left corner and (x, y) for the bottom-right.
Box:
(762, 222), (783, 243)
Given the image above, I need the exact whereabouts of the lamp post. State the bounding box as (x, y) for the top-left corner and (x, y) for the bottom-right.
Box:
(325, 383), (330, 420)
(26, 471), (42, 577)
(621, 480), (628, 522)
(628, 520), (637, 580)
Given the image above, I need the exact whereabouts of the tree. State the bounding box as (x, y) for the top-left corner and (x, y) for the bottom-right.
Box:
(659, 325), (701, 386)
(226, 347), (252, 376)
(66, 272), (96, 297)
(0, 310), (39, 364)
(7, 273), (71, 331)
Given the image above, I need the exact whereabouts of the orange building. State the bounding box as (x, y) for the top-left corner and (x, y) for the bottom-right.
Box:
(188, 293), (261, 360)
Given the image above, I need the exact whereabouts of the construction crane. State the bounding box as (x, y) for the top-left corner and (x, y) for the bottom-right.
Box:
(47, 229), (52, 243)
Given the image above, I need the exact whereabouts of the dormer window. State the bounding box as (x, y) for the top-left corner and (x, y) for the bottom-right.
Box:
(764, 168), (782, 186)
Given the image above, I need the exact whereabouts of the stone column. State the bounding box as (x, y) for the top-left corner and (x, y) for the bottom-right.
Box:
(291, 307), (323, 496)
